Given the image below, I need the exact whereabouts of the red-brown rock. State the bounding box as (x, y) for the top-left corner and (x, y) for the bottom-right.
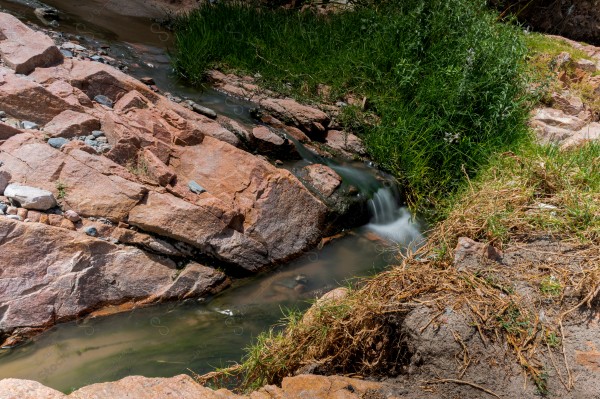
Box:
(0, 122), (22, 141)
(0, 68), (78, 124)
(128, 191), (269, 271)
(44, 110), (101, 138)
(0, 13), (63, 74)
(171, 137), (327, 263)
(0, 218), (228, 346)
(303, 164), (342, 197)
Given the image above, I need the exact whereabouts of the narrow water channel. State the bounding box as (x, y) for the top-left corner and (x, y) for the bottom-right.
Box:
(0, 0), (422, 392)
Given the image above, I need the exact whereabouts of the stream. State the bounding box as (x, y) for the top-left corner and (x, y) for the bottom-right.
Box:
(0, 0), (422, 393)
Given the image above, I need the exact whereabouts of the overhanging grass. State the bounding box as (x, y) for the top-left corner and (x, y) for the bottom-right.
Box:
(173, 0), (531, 216)
(197, 141), (600, 392)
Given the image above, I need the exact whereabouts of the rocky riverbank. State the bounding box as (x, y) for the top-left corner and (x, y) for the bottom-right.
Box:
(0, 11), (370, 347)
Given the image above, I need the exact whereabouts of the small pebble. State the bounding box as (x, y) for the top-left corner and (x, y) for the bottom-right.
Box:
(98, 144), (111, 153)
(92, 130), (104, 138)
(64, 209), (81, 222)
(188, 180), (206, 194)
(0, 203), (7, 214)
(86, 135), (96, 141)
(6, 215), (22, 221)
(96, 136), (108, 144)
(84, 226), (98, 237)
(17, 208), (28, 220)
(60, 49), (73, 58)
(0, 111), (6, 118)
(94, 95), (113, 108)
(20, 121), (39, 130)
(48, 137), (69, 149)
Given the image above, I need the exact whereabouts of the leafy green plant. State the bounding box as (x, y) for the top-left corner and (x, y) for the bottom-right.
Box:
(173, 0), (531, 217)
(55, 180), (67, 199)
(540, 276), (562, 297)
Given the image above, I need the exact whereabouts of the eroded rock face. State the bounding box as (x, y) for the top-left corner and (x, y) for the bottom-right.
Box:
(0, 218), (229, 345)
(493, 0), (600, 45)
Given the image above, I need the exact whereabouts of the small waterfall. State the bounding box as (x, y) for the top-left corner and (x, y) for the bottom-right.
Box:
(285, 133), (422, 246)
(366, 187), (422, 246)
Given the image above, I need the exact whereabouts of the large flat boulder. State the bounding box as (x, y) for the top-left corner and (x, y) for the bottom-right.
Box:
(0, 136), (146, 221)
(0, 13), (63, 74)
(43, 110), (101, 138)
(128, 191), (269, 271)
(0, 218), (228, 346)
(171, 137), (327, 263)
(0, 68), (78, 124)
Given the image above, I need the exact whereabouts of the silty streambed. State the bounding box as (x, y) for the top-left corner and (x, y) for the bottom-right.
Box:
(0, 0), (423, 392)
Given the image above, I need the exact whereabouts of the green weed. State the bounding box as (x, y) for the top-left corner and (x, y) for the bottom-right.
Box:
(173, 0), (531, 216)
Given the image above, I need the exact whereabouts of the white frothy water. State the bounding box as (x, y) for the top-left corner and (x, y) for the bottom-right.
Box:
(367, 188), (423, 247)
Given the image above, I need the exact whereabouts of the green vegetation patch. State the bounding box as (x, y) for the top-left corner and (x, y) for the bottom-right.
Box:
(173, 0), (531, 216)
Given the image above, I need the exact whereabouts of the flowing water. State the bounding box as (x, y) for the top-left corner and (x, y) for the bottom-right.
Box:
(0, 0), (423, 392)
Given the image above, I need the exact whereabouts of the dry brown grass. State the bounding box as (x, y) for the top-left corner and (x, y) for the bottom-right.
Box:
(194, 143), (599, 394)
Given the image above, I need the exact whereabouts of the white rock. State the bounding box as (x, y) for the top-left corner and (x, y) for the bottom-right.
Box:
(4, 184), (57, 210)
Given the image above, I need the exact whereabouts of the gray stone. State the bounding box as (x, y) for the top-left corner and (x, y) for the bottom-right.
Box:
(189, 101), (217, 119)
(47, 137), (69, 149)
(96, 136), (108, 143)
(4, 184), (57, 210)
(91, 55), (105, 63)
(0, 111), (6, 118)
(0, 204), (7, 214)
(92, 130), (104, 138)
(188, 180), (206, 194)
(84, 226), (98, 237)
(86, 135), (96, 141)
(20, 121), (39, 130)
(60, 49), (73, 58)
(94, 95), (113, 108)
(6, 214), (22, 221)
(61, 42), (86, 52)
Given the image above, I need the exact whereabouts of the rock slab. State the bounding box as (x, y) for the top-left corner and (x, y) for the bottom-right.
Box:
(0, 13), (63, 74)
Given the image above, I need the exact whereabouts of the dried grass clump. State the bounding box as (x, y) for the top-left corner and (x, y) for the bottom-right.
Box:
(196, 143), (599, 394)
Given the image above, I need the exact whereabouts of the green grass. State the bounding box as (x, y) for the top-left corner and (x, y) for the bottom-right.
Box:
(173, 0), (531, 216)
